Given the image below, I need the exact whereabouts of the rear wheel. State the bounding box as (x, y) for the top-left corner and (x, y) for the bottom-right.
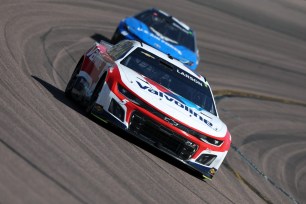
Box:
(85, 73), (107, 115)
(65, 58), (83, 98)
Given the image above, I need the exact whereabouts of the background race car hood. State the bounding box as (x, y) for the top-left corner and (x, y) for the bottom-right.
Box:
(117, 64), (227, 138)
(125, 18), (197, 68)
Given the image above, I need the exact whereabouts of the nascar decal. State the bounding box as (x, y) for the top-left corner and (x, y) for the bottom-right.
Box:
(136, 80), (213, 128)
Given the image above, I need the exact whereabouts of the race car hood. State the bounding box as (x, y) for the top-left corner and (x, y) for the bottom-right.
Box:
(117, 64), (227, 138)
(124, 17), (197, 69)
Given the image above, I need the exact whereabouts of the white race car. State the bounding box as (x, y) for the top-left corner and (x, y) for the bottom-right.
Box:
(65, 40), (231, 180)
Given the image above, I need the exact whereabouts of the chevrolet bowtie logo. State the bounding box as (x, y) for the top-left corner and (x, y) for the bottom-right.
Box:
(164, 117), (178, 126)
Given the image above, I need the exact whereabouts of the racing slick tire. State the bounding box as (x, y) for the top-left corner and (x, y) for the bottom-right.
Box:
(65, 58), (83, 98)
(85, 73), (107, 116)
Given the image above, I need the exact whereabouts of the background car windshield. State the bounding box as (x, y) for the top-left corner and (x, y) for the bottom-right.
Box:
(135, 10), (196, 52)
(120, 48), (216, 115)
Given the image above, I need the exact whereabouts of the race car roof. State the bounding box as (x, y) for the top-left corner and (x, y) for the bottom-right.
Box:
(154, 8), (191, 31)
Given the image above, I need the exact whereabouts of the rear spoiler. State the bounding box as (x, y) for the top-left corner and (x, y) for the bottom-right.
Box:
(99, 40), (113, 50)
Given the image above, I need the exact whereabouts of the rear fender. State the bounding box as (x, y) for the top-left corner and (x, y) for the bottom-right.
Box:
(81, 43), (115, 94)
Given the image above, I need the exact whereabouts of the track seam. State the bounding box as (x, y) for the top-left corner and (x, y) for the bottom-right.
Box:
(229, 144), (299, 204)
(215, 91), (301, 204)
(214, 89), (306, 107)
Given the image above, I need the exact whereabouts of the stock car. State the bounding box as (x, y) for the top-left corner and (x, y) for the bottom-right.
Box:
(65, 40), (231, 180)
(111, 8), (199, 70)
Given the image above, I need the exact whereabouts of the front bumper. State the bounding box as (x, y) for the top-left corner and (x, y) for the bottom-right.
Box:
(92, 83), (228, 180)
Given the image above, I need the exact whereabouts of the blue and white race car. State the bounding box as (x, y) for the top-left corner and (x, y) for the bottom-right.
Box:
(111, 8), (199, 70)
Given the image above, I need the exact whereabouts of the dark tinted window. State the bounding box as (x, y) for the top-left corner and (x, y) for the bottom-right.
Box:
(135, 9), (196, 52)
(121, 48), (216, 115)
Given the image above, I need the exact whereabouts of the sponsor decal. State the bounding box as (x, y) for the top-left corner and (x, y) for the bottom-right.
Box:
(176, 69), (203, 87)
(141, 51), (155, 59)
(86, 46), (103, 69)
(210, 168), (216, 175)
(172, 23), (190, 34)
(136, 80), (213, 128)
(154, 43), (161, 49)
(164, 117), (178, 126)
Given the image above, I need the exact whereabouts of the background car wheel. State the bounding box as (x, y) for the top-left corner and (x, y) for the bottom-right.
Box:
(85, 73), (107, 116)
(65, 58), (83, 98)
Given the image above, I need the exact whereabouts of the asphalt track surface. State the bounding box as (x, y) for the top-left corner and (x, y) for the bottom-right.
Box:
(1, 0), (306, 203)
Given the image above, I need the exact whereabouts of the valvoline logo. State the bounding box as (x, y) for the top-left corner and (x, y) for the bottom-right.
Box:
(135, 80), (213, 128)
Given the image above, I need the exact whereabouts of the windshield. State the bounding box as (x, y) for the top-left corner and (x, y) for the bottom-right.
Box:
(120, 48), (216, 115)
(135, 10), (196, 52)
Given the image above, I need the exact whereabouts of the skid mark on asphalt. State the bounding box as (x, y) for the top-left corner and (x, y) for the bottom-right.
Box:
(41, 26), (77, 85)
(215, 90), (301, 204)
(214, 89), (306, 107)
